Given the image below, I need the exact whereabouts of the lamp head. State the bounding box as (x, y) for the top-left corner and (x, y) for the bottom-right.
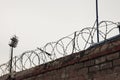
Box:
(9, 35), (18, 48)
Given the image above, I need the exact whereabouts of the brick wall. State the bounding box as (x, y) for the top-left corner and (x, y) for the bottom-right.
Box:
(1, 35), (120, 80)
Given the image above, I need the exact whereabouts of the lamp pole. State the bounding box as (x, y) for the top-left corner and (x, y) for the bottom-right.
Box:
(96, 0), (99, 43)
(9, 35), (18, 80)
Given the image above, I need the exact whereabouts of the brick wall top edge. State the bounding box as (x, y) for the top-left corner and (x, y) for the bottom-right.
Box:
(1, 35), (120, 80)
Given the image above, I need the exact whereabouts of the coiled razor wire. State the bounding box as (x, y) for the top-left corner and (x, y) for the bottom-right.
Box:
(0, 20), (120, 76)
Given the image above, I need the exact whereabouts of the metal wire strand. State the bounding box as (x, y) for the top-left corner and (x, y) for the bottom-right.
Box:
(0, 20), (119, 76)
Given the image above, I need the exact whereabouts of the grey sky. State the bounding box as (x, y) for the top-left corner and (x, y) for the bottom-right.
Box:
(0, 0), (120, 64)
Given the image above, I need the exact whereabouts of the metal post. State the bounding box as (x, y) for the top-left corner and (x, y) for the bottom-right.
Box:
(118, 23), (120, 33)
(96, 0), (99, 42)
(14, 56), (17, 72)
(9, 35), (18, 80)
(9, 47), (13, 79)
(72, 32), (76, 53)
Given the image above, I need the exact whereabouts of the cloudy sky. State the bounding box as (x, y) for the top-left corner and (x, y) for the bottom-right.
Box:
(0, 0), (120, 64)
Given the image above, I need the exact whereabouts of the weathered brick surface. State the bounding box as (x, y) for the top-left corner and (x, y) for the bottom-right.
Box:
(89, 65), (99, 72)
(84, 60), (95, 67)
(107, 52), (119, 60)
(113, 58), (120, 66)
(100, 62), (112, 70)
(1, 36), (120, 80)
(114, 66), (120, 73)
(95, 56), (106, 64)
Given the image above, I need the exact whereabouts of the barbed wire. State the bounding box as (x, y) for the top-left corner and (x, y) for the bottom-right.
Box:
(0, 20), (120, 76)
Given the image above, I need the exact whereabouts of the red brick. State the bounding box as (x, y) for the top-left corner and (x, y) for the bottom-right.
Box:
(104, 73), (117, 80)
(84, 60), (95, 67)
(114, 66), (120, 73)
(113, 58), (120, 66)
(116, 74), (120, 80)
(95, 56), (106, 64)
(100, 62), (112, 70)
(78, 68), (88, 75)
(94, 77), (105, 80)
(89, 65), (100, 72)
(100, 44), (109, 52)
(107, 52), (119, 61)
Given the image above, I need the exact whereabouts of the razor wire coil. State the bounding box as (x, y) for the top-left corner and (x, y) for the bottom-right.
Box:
(0, 20), (120, 76)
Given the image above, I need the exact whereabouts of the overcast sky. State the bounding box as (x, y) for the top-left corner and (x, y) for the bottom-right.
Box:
(0, 0), (120, 64)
